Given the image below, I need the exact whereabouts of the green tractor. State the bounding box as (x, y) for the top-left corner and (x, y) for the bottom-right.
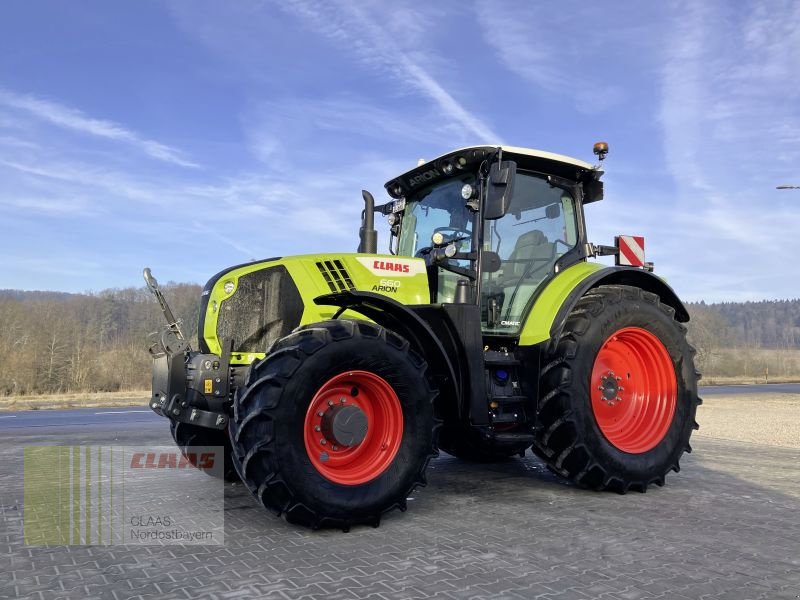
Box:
(145, 143), (700, 529)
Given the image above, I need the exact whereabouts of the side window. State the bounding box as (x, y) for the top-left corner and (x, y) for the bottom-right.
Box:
(482, 173), (578, 333)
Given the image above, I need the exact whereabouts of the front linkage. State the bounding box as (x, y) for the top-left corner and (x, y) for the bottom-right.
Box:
(144, 268), (231, 431)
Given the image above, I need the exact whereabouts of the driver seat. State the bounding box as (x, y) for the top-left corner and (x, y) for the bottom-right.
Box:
(497, 230), (555, 288)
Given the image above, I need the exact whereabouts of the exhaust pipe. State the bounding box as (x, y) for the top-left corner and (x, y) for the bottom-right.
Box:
(358, 190), (378, 254)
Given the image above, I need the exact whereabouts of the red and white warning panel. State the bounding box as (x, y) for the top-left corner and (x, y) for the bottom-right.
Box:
(615, 235), (645, 267)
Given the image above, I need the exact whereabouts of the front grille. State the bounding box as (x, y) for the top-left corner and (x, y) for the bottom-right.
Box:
(216, 265), (303, 352)
(316, 260), (355, 293)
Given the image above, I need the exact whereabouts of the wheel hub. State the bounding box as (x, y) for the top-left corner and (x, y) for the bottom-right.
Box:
(321, 404), (368, 447)
(598, 371), (624, 406)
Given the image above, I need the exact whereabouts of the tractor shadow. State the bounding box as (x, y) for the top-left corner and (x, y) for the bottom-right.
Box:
(218, 436), (800, 545)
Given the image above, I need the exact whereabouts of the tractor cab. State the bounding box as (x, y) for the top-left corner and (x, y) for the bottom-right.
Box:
(380, 145), (604, 336)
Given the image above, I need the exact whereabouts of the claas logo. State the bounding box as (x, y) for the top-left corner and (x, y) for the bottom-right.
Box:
(130, 451), (215, 469)
(372, 260), (410, 273)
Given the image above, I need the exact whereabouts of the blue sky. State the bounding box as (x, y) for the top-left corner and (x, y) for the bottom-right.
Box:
(0, 1), (798, 301)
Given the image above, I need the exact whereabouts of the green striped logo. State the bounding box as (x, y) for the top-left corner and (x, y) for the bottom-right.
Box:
(24, 445), (224, 545)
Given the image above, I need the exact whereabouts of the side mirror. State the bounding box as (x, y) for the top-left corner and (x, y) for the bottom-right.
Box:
(481, 251), (502, 273)
(484, 160), (516, 220)
(583, 178), (604, 203)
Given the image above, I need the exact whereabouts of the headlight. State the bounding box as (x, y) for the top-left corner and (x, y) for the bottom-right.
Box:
(461, 183), (474, 200)
(223, 281), (235, 294)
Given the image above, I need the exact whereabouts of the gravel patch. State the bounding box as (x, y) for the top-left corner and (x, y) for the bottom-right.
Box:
(695, 393), (800, 448)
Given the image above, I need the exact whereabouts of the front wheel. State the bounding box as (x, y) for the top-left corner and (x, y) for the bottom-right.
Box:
(534, 285), (700, 493)
(169, 420), (239, 482)
(229, 320), (438, 529)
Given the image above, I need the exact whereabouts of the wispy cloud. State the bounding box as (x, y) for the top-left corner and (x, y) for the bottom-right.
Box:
(242, 94), (462, 165)
(276, 0), (500, 142)
(0, 195), (97, 217)
(0, 158), (162, 204)
(659, 3), (800, 204)
(0, 89), (199, 168)
(474, 1), (626, 113)
(0, 143), (399, 263)
(654, 1), (800, 299)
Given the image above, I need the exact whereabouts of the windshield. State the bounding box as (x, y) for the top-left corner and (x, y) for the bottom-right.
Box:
(481, 172), (578, 334)
(397, 175), (475, 302)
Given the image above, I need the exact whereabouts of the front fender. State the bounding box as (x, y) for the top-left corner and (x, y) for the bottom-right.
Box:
(313, 291), (460, 408)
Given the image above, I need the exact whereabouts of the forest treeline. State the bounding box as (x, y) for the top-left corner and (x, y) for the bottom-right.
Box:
(684, 299), (800, 382)
(0, 287), (798, 395)
(0, 285), (201, 396)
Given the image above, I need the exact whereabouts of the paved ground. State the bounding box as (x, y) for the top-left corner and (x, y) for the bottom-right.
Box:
(1, 411), (799, 600)
(0, 407), (158, 430)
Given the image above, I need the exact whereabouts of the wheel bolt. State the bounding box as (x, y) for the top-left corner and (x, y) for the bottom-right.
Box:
(328, 400), (334, 406)
(314, 425), (321, 432)
(320, 439), (327, 445)
(332, 445), (338, 451)
(340, 397), (346, 403)
(317, 411), (324, 417)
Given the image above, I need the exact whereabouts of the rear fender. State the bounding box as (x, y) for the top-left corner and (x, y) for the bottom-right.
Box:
(519, 263), (689, 347)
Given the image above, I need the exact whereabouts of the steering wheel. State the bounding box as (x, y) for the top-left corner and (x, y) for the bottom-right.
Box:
(433, 226), (471, 244)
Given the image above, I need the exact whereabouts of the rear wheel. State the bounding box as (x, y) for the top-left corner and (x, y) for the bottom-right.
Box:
(534, 285), (700, 493)
(169, 419), (239, 482)
(229, 320), (437, 529)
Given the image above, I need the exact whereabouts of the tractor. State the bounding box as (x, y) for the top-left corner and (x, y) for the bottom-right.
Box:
(145, 143), (700, 530)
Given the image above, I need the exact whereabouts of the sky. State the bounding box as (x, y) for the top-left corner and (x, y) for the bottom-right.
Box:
(0, 0), (798, 302)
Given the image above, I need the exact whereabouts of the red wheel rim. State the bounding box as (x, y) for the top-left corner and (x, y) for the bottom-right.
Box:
(303, 370), (403, 485)
(590, 327), (677, 454)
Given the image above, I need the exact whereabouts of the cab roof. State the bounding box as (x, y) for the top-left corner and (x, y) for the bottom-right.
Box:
(450, 145), (595, 171)
(384, 145), (600, 199)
